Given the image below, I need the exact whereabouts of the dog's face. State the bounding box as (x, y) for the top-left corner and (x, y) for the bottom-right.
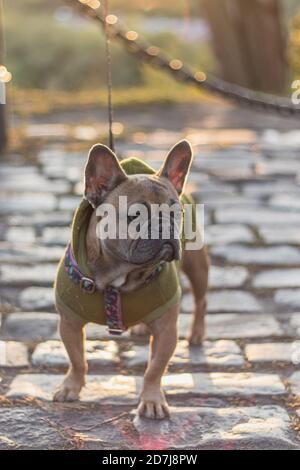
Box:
(84, 140), (193, 266)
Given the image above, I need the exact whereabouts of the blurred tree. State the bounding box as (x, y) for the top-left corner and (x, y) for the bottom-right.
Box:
(201, 0), (287, 93)
(0, 0), (7, 153)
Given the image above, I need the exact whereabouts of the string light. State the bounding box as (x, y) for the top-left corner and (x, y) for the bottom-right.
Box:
(169, 59), (183, 70)
(125, 30), (138, 41)
(105, 14), (118, 25)
(194, 71), (206, 82)
(146, 46), (160, 56)
(88, 0), (100, 9)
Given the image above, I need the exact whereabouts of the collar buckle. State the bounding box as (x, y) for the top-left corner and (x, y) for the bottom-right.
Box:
(80, 276), (95, 294)
(107, 327), (125, 335)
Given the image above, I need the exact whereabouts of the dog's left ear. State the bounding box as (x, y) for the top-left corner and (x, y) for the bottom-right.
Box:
(157, 140), (193, 194)
(84, 144), (127, 208)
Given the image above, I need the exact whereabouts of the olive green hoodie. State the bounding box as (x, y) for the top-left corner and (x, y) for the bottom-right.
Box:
(54, 157), (194, 327)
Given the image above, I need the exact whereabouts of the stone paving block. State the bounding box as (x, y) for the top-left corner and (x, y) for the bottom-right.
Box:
(8, 211), (72, 228)
(253, 269), (300, 288)
(210, 266), (249, 288)
(122, 340), (244, 367)
(133, 405), (296, 450)
(259, 159), (300, 176)
(290, 313), (300, 337)
(31, 340), (119, 367)
(0, 407), (69, 449)
(274, 290), (300, 309)
(5, 227), (36, 244)
(215, 208), (300, 225)
(6, 371), (286, 402)
(58, 196), (81, 211)
(0, 341), (29, 367)
(269, 194), (300, 210)
(212, 245), (300, 265)
(6, 374), (142, 404)
(0, 174), (70, 194)
(261, 129), (300, 147)
(0, 264), (56, 286)
(0, 244), (63, 263)
(205, 224), (255, 245)
(258, 226), (300, 244)
(41, 227), (70, 245)
(288, 371), (300, 396)
(0, 164), (39, 176)
(242, 181), (298, 197)
(178, 313), (284, 340)
(201, 195), (260, 209)
(1, 312), (59, 341)
(208, 290), (261, 312)
(245, 343), (299, 363)
(0, 193), (57, 214)
(19, 287), (55, 310)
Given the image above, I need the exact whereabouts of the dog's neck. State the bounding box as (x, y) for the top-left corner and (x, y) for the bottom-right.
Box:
(85, 210), (155, 293)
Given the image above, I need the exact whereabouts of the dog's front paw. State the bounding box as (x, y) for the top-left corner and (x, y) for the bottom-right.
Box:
(137, 388), (170, 420)
(188, 317), (205, 345)
(188, 326), (204, 345)
(53, 374), (84, 402)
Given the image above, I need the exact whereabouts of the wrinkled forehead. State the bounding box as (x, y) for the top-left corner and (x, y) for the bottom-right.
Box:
(106, 174), (179, 205)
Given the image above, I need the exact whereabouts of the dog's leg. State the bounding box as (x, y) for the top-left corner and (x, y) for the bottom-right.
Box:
(181, 242), (209, 345)
(53, 313), (87, 402)
(137, 303), (179, 419)
(130, 323), (149, 336)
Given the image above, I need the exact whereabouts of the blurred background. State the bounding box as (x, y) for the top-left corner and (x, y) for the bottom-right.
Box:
(1, 0), (300, 125)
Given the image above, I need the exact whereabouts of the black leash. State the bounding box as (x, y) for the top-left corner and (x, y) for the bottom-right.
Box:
(103, 0), (115, 152)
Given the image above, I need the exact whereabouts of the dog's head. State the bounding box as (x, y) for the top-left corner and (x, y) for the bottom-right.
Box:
(84, 140), (193, 266)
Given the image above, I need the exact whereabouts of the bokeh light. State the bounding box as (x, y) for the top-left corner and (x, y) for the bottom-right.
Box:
(112, 121), (124, 135)
(106, 14), (118, 25)
(194, 71), (206, 82)
(169, 59), (183, 70)
(126, 30), (139, 41)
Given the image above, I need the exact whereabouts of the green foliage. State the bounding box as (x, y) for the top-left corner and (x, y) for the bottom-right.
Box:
(3, 0), (214, 92)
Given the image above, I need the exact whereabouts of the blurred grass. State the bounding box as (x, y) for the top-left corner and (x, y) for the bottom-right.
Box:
(8, 68), (213, 117)
(3, 0), (215, 93)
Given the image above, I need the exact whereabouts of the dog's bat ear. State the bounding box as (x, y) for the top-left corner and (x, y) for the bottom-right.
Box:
(84, 144), (127, 208)
(157, 140), (193, 195)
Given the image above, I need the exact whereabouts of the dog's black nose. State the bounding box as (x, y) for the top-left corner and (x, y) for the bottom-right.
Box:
(161, 240), (180, 261)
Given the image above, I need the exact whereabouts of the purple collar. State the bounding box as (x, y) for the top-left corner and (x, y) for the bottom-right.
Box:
(64, 243), (163, 335)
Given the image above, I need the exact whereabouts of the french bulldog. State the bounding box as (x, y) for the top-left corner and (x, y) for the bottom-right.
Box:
(54, 140), (209, 419)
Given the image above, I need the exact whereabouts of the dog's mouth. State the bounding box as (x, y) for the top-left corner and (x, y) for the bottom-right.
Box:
(128, 239), (180, 265)
(159, 241), (179, 262)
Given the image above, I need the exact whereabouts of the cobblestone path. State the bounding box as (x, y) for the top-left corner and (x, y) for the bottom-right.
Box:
(1, 124), (300, 449)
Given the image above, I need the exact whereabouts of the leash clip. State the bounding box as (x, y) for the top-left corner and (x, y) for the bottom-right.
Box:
(80, 276), (95, 294)
(107, 327), (125, 335)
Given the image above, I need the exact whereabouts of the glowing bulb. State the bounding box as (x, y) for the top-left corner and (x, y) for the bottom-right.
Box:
(106, 14), (118, 25)
(147, 46), (160, 56)
(112, 122), (124, 135)
(169, 59), (183, 70)
(126, 30), (138, 41)
(88, 0), (100, 9)
(194, 71), (206, 82)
